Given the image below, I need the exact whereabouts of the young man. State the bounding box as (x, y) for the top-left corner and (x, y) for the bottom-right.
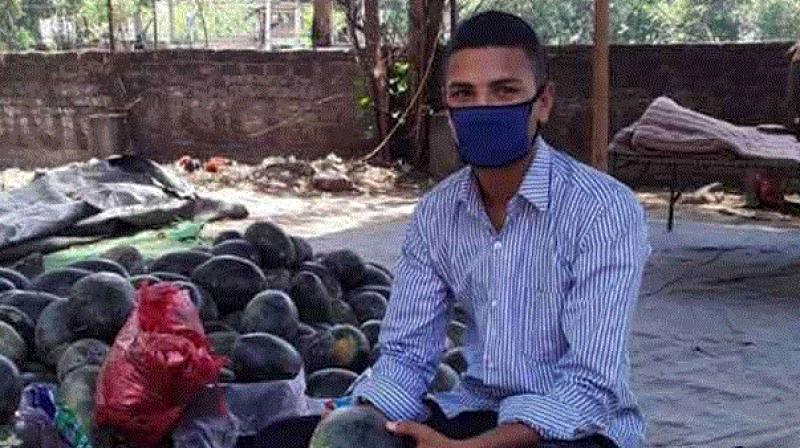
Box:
(348, 11), (651, 448)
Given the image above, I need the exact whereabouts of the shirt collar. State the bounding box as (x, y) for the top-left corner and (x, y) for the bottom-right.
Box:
(456, 136), (552, 213)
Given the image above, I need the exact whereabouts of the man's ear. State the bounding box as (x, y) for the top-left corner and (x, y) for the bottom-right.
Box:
(534, 81), (556, 125)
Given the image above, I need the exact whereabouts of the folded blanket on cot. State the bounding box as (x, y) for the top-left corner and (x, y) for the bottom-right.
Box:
(610, 96), (800, 163)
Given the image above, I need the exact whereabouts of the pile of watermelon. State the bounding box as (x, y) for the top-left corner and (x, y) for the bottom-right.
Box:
(0, 220), (467, 442)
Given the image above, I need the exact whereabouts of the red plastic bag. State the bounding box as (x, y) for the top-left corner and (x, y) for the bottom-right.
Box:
(94, 283), (226, 446)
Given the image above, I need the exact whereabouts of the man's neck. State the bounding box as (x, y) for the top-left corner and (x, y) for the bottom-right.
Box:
(473, 149), (536, 209)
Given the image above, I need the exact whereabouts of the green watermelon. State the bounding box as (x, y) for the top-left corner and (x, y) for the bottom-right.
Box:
(150, 271), (190, 282)
(306, 368), (358, 398)
(0, 321), (26, 365)
(263, 268), (292, 293)
(69, 273), (135, 343)
(296, 327), (334, 374)
(0, 354), (22, 424)
(208, 331), (239, 359)
(329, 299), (358, 326)
(343, 291), (387, 324)
(172, 281), (219, 322)
(58, 365), (100, 431)
(213, 230), (242, 245)
(0, 305), (35, 354)
(56, 338), (109, 383)
(67, 259), (129, 277)
(31, 268), (92, 298)
(347, 285), (391, 303)
(192, 246), (214, 254)
(101, 245), (145, 276)
(359, 320), (382, 349)
(20, 370), (58, 387)
(0, 290), (62, 323)
(241, 290), (300, 341)
(443, 347), (467, 374)
(369, 342), (381, 365)
(0, 267), (31, 290)
(365, 262), (393, 279)
(447, 321), (467, 348)
(0, 278), (15, 293)
(211, 239), (262, 266)
(219, 368), (236, 383)
(298, 261), (343, 302)
(329, 324), (370, 374)
(356, 264), (393, 287)
(35, 300), (76, 367)
(149, 251), (212, 277)
(430, 363), (460, 393)
(453, 304), (469, 326)
(203, 321), (237, 334)
(321, 250), (366, 290)
(222, 311), (244, 332)
(290, 236), (314, 267)
(191, 255), (267, 313)
(308, 406), (404, 448)
(289, 271), (333, 324)
(243, 221), (296, 269)
(129, 274), (161, 289)
(231, 333), (303, 382)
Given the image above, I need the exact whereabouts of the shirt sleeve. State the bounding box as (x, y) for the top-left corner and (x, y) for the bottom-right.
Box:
(351, 200), (450, 422)
(498, 192), (651, 440)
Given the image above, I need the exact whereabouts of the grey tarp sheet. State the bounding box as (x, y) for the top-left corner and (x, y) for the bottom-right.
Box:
(0, 156), (247, 261)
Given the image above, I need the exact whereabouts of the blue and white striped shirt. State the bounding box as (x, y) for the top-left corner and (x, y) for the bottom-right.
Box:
(352, 137), (650, 448)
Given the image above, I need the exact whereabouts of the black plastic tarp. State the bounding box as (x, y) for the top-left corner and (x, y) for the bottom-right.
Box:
(0, 156), (247, 261)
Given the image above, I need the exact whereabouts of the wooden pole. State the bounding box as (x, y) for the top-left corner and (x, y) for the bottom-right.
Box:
(152, 0), (158, 48)
(449, 0), (458, 35)
(107, 0), (115, 51)
(591, 0), (609, 171)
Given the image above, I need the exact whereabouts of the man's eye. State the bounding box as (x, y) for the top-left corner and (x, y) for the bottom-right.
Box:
(450, 90), (469, 98)
(499, 87), (518, 95)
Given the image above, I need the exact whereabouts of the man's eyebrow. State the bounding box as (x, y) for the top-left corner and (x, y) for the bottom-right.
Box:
(447, 82), (474, 89)
(488, 78), (525, 86)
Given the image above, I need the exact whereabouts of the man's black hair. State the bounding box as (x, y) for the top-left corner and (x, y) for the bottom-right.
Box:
(444, 11), (548, 86)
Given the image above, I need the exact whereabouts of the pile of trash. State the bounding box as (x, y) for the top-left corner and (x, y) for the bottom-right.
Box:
(171, 154), (421, 196)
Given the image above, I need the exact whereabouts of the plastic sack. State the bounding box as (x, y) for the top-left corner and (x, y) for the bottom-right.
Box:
(13, 383), (92, 448)
(93, 283), (225, 446)
(222, 370), (324, 437)
(171, 386), (239, 448)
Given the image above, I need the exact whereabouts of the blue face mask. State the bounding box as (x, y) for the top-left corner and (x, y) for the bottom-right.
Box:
(449, 86), (545, 168)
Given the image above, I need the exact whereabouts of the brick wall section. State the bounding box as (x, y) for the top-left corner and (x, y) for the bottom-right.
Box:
(0, 43), (794, 169)
(0, 49), (372, 168)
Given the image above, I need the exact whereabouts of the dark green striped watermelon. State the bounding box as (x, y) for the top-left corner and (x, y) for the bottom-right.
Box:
(0, 354), (22, 424)
(306, 368), (358, 398)
(241, 290), (300, 341)
(309, 406), (403, 448)
(231, 333), (302, 382)
(67, 259), (129, 277)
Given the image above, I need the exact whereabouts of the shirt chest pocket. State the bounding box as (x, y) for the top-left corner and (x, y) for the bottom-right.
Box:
(519, 252), (570, 359)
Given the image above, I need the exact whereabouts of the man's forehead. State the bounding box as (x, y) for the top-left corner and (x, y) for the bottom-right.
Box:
(446, 46), (537, 85)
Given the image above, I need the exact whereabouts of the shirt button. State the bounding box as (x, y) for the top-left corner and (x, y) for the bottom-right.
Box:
(493, 241), (502, 251)
(491, 300), (498, 308)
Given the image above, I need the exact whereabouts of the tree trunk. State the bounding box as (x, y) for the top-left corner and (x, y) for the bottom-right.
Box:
(107, 0), (115, 51)
(364, 0), (390, 161)
(167, 0), (174, 44)
(312, 0), (332, 47)
(406, 0), (444, 171)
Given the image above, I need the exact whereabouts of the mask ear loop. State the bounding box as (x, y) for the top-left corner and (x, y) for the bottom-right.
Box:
(528, 83), (547, 144)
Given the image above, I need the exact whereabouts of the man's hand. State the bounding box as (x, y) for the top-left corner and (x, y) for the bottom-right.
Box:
(386, 421), (466, 448)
